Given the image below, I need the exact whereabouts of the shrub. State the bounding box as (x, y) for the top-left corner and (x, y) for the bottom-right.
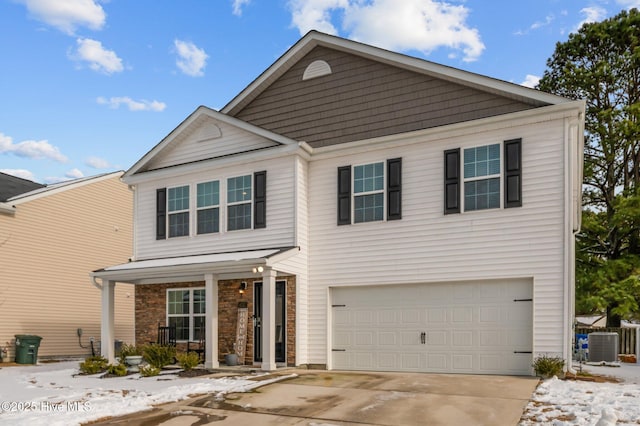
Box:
(118, 343), (143, 359)
(176, 352), (201, 371)
(79, 356), (108, 375)
(532, 354), (565, 378)
(139, 364), (161, 377)
(107, 363), (128, 376)
(142, 344), (176, 369)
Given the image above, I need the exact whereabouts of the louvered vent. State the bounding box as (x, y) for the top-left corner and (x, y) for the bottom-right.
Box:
(303, 60), (332, 80)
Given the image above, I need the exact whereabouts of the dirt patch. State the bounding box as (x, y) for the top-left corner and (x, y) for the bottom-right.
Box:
(177, 369), (214, 378)
(563, 372), (621, 383)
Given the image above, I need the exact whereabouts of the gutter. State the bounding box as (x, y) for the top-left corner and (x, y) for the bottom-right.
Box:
(91, 275), (103, 290)
(0, 202), (16, 215)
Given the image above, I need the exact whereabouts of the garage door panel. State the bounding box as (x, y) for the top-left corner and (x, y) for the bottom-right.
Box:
(331, 280), (533, 375)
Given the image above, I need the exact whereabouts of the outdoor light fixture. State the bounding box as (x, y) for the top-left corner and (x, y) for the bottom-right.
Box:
(252, 266), (264, 273)
(239, 281), (247, 295)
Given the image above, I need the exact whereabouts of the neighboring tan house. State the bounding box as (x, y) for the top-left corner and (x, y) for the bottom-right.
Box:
(0, 172), (134, 361)
(92, 31), (584, 376)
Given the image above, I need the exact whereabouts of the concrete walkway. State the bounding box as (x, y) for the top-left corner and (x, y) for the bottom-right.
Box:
(91, 369), (539, 425)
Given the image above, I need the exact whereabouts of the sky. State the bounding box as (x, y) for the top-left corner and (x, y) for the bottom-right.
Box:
(0, 360), (639, 425)
(0, 0), (638, 184)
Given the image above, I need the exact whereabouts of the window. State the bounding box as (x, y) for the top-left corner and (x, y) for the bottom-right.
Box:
(337, 159), (401, 225)
(354, 162), (384, 223)
(463, 144), (501, 211)
(227, 175), (252, 231)
(168, 185), (189, 237)
(197, 181), (219, 234)
(444, 139), (522, 215)
(167, 288), (205, 341)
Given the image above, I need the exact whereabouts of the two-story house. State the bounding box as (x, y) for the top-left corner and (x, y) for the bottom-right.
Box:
(91, 31), (584, 376)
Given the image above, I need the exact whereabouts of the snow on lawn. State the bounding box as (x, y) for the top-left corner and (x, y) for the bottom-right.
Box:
(520, 364), (640, 425)
(0, 360), (294, 426)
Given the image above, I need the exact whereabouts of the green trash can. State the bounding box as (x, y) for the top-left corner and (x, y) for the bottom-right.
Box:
(15, 335), (42, 364)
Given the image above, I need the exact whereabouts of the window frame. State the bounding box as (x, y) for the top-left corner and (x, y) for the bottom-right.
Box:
(167, 184), (190, 238)
(166, 287), (206, 342)
(462, 144), (502, 212)
(352, 161), (386, 224)
(196, 180), (220, 235)
(226, 174), (253, 231)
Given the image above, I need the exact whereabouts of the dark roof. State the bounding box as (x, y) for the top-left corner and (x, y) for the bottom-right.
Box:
(0, 172), (45, 202)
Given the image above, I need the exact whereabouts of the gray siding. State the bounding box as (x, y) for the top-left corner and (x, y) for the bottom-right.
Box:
(231, 46), (537, 147)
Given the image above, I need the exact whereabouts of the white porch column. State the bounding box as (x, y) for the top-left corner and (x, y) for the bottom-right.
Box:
(205, 274), (219, 369)
(261, 268), (277, 371)
(101, 280), (115, 364)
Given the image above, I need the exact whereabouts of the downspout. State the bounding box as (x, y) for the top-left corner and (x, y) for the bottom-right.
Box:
(91, 275), (103, 290)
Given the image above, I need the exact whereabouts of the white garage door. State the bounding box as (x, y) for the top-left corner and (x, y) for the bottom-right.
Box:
(331, 280), (533, 375)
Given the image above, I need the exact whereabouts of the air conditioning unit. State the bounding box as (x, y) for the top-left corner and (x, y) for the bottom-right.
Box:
(588, 332), (618, 362)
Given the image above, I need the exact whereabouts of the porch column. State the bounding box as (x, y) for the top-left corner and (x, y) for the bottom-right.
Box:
(101, 280), (115, 364)
(205, 273), (219, 369)
(261, 268), (277, 371)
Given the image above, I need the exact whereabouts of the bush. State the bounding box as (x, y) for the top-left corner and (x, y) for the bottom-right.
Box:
(532, 354), (565, 378)
(176, 352), (201, 371)
(107, 363), (128, 376)
(79, 356), (108, 375)
(118, 343), (143, 359)
(139, 364), (161, 377)
(142, 344), (176, 369)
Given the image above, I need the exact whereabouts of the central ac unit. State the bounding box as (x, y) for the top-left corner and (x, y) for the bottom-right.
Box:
(588, 332), (619, 363)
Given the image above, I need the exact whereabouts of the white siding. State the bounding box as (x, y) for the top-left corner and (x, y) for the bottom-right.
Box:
(307, 113), (569, 365)
(135, 155), (297, 259)
(149, 116), (279, 170)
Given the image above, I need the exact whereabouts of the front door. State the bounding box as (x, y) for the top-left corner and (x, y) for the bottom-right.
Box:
(253, 280), (286, 363)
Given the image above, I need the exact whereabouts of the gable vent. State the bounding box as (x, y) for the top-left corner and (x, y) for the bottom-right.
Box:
(303, 60), (332, 81)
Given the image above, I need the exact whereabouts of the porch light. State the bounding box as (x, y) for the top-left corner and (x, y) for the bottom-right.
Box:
(252, 266), (264, 273)
(239, 281), (247, 295)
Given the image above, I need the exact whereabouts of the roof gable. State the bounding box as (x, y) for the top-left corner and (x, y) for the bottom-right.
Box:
(223, 31), (571, 148)
(126, 106), (299, 177)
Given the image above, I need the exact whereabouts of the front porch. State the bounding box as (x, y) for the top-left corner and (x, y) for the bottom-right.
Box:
(90, 247), (299, 371)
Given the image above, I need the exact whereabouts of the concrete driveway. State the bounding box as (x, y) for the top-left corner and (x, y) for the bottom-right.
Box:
(93, 369), (539, 425)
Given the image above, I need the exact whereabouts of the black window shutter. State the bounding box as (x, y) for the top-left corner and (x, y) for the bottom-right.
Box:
(156, 188), (167, 240)
(254, 171), (267, 228)
(337, 166), (351, 225)
(444, 148), (460, 214)
(387, 158), (402, 220)
(504, 139), (522, 208)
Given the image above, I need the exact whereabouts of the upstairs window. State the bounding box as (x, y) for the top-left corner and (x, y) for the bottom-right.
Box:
(354, 162), (384, 223)
(168, 185), (189, 237)
(196, 180), (219, 234)
(227, 175), (252, 231)
(463, 144), (501, 211)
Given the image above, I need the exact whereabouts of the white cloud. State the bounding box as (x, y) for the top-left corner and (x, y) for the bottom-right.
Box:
(0, 169), (36, 181)
(85, 156), (111, 169)
(96, 96), (166, 111)
(18, 0), (106, 35)
(521, 74), (540, 89)
(0, 132), (68, 163)
(72, 38), (123, 74)
(232, 0), (251, 16)
(288, 0), (484, 62)
(174, 40), (208, 77)
(616, 0), (640, 8)
(65, 168), (84, 179)
(530, 14), (554, 30)
(574, 7), (607, 32)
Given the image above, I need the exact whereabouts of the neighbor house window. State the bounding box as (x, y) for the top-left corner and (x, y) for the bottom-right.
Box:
(168, 185), (190, 237)
(197, 180), (219, 234)
(463, 144), (501, 211)
(354, 162), (384, 223)
(167, 288), (205, 341)
(227, 175), (252, 231)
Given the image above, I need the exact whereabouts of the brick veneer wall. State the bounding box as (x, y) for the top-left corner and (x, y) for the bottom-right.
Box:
(135, 276), (296, 366)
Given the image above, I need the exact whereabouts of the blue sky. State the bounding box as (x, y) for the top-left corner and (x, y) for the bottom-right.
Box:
(1, 0), (637, 184)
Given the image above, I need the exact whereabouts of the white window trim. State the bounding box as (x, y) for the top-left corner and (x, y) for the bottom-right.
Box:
(352, 161), (386, 224)
(166, 287), (205, 342)
(461, 143), (503, 213)
(167, 184), (190, 238)
(226, 174), (253, 232)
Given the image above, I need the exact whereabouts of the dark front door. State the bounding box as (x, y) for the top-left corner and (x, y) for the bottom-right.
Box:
(253, 280), (286, 363)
